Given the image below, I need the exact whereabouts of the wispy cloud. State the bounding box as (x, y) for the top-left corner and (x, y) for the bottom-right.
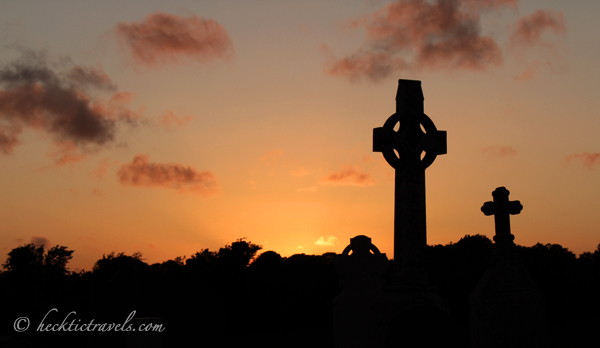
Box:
(260, 149), (284, 166)
(321, 165), (374, 187)
(43, 140), (88, 168)
(509, 9), (566, 49)
(88, 158), (120, 179)
(0, 49), (141, 159)
(114, 11), (234, 68)
(565, 152), (600, 170)
(159, 110), (192, 129)
(314, 235), (338, 246)
(31, 236), (50, 247)
(482, 145), (517, 159)
(514, 60), (553, 81)
(324, 0), (516, 81)
(117, 154), (219, 196)
(290, 166), (308, 177)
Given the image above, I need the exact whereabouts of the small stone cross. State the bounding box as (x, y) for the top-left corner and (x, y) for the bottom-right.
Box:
(481, 187), (523, 243)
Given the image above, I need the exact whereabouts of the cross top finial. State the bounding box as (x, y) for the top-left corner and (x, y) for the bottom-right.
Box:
(481, 187), (523, 243)
(373, 79), (447, 171)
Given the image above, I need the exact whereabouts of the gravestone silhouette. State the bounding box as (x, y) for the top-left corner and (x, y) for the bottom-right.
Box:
(335, 80), (450, 347)
(333, 236), (388, 348)
(373, 79), (446, 287)
(470, 187), (548, 348)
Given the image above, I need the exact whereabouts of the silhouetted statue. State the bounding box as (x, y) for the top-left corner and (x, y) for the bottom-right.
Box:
(470, 187), (549, 348)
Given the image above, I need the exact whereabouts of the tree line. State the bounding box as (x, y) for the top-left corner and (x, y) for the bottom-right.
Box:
(1, 235), (599, 347)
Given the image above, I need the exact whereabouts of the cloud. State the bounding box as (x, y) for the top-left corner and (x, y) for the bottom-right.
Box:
(565, 152), (600, 170)
(117, 154), (219, 196)
(43, 140), (88, 167)
(31, 236), (50, 247)
(482, 145), (517, 159)
(315, 235), (338, 246)
(113, 11), (234, 67)
(290, 166), (309, 177)
(0, 49), (142, 158)
(321, 165), (375, 187)
(260, 149), (284, 165)
(509, 9), (565, 48)
(159, 110), (192, 129)
(88, 157), (120, 179)
(0, 123), (22, 154)
(324, 0), (515, 81)
(66, 65), (117, 91)
(514, 60), (553, 81)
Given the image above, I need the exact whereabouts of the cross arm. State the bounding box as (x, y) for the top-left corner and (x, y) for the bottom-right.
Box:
(373, 127), (396, 153)
(423, 130), (447, 155)
(481, 201), (495, 216)
(508, 201), (523, 215)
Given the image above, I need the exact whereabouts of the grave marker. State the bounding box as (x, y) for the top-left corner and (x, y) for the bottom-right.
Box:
(373, 79), (446, 287)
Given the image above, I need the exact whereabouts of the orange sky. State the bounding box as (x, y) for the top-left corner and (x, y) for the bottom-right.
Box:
(1, 1), (599, 272)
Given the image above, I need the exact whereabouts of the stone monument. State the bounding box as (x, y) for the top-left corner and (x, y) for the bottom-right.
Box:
(333, 236), (388, 348)
(335, 79), (450, 347)
(373, 78), (446, 287)
(470, 187), (548, 348)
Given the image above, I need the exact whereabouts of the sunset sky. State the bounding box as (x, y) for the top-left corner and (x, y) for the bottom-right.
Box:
(1, 0), (599, 272)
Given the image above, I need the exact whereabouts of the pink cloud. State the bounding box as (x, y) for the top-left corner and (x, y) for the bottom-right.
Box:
(514, 60), (554, 81)
(114, 12), (234, 67)
(159, 110), (193, 129)
(482, 145), (517, 159)
(88, 158), (120, 179)
(44, 140), (88, 167)
(117, 154), (219, 196)
(509, 9), (566, 48)
(325, 0), (515, 81)
(321, 165), (375, 187)
(565, 152), (600, 170)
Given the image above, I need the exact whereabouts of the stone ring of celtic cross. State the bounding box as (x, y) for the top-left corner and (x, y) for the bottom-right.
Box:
(380, 112), (440, 170)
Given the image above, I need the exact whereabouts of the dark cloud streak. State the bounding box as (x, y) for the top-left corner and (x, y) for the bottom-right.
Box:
(0, 49), (140, 160)
(117, 154), (219, 196)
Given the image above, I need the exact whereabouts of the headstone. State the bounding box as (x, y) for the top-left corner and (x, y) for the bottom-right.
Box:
(470, 187), (548, 348)
(333, 236), (388, 348)
(373, 79), (446, 287)
(335, 80), (450, 348)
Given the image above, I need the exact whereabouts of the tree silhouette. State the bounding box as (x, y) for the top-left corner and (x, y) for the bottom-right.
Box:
(215, 238), (262, 274)
(91, 251), (146, 281)
(2, 243), (73, 278)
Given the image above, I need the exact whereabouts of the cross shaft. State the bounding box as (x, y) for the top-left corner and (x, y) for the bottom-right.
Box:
(372, 79), (446, 287)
